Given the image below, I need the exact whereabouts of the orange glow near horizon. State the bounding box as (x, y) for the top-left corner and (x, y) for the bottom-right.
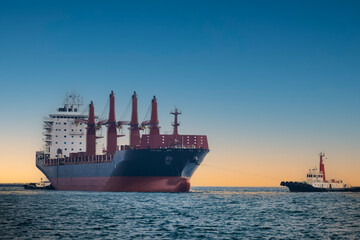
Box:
(0, 138), (44, 184)
(1, 135), (359, 186)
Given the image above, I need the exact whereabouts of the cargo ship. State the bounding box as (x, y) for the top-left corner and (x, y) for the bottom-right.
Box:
(36, 91), (209, 192)
(281, 153), (360, 192)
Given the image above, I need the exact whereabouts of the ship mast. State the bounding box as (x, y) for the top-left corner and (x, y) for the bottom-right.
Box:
(63, 92), (83, 112)
(149, 96), (160, 135)
(129, 91), (140, 146)
(171, 107), (181, 136)
(107, 91), (117, 154)
(319, 152), (326, 182)
(86, 101), (96, 156)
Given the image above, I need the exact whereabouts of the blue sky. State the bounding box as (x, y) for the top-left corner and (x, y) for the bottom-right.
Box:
(0, 1), (359, 184)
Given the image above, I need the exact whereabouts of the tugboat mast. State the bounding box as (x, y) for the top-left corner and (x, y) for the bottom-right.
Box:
(319, 152), (326, 182)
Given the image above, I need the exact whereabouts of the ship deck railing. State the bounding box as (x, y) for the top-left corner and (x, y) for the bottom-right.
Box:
(43, 154), (113, 166)
(119, 145), (206, 150)
(40, 145), (208, 166)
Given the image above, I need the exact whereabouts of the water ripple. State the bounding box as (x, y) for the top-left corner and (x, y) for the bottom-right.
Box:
(0, 186), (359, 239)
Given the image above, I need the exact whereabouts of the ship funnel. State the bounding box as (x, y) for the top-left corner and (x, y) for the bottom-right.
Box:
(107, 91), (117, 154)
(86, 101), (96, 156)
(130, 91), (140, 145)
(149, 96), (160, 135)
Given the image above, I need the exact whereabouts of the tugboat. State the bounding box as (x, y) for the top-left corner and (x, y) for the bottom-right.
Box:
(23, 178), (54, 190)
(281, 152), (360, 192)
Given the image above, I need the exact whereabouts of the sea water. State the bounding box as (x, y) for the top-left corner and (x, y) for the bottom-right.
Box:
(0, 186), (359, 239)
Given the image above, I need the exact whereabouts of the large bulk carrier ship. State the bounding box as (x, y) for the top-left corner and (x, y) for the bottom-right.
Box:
(36, 91), (209, 192)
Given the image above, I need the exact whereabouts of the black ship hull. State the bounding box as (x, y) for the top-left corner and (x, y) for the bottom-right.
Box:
(36, 148), (209, 192)
(281, 181), (360, 192)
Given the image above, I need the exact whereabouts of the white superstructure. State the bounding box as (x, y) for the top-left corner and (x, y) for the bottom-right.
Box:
(305, 154), (352, 189)
(42, 93), (90, 158)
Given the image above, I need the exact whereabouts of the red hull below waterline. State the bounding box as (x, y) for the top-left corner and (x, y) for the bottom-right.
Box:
(50, 176), (191, 192)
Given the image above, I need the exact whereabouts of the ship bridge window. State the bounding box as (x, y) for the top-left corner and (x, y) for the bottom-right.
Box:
(64, 129), (66, 131)
(64, 123), (67, 125)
